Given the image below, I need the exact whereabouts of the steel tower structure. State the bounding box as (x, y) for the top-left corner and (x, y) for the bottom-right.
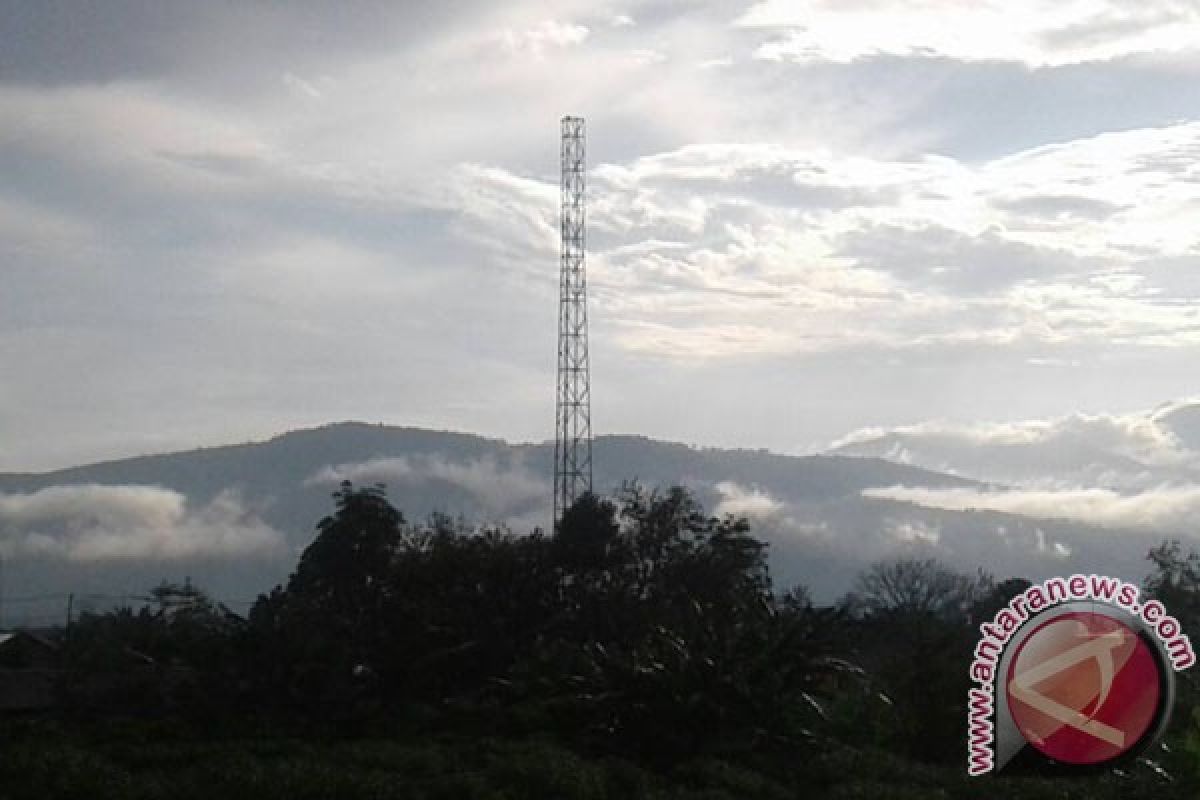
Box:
(554, 115), (592, 527)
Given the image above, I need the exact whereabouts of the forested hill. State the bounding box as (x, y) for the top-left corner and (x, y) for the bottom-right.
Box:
(0, 422), (978, 520)
(0, 422), (1163, 621)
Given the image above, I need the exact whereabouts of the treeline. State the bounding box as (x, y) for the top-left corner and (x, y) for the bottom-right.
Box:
(21, 482), (1200, 797)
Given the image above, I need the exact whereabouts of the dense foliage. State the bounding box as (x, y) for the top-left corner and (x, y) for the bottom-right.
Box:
(16, 481), (1200, 798)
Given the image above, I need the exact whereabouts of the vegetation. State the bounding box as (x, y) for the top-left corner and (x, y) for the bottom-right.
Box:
(11, 481), (1200, 797)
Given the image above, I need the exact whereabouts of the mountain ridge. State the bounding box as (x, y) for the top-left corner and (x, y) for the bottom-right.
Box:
(0, 420), (1173, 623)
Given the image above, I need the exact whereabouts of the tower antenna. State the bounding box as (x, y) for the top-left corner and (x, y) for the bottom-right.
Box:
(554, 116), (592, 527)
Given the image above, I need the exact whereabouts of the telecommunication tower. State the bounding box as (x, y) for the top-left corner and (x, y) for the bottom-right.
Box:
(554, 116), (592, 527)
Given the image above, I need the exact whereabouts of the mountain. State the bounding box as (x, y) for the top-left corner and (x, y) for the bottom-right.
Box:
(0, 422), (977, 542)
(0, 421), (1178, 624)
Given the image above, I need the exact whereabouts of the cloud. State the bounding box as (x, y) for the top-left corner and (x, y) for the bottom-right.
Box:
(282, 72), (328, 101)
(884, 518), (941, 546)
(713, 480), (783, 517)
(306, 455), (549, 518)
(5, 0), (1200, 476)
(836, 222), (1095, 292)
(738, 1), (1200, 67)
(0, 2), (490, 93)
(863, 484), (1200, 535)
(831, 403), (1200, 490)
(451, 121), (1200, 363)
(499, 20), (590, 57)
(0, 485), (285, 561)
(909, 411), (1183, 462)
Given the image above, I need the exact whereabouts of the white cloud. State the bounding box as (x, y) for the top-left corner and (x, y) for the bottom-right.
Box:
(832, 403), (1200, 489)
(452, 121), (1200, 363)
(713, 480), (783, 517)
(1033, 528), (1073, 559)
(7, 0), (1200, 476)
(306, 455), (548, 517)
(738, 1), (1200, 67)
(863, 484), (1200, 534)
(500, 20), (590, 57)
(445, 163), (559, 269)
(834, 408), (1188, 457)
(0, 485), (284, 561)
(282, 72), (327, 100)
(885, 518), (941, 546)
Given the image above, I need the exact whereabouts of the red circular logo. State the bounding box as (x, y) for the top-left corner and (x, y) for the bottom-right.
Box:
(1005, 611), (1162, 765)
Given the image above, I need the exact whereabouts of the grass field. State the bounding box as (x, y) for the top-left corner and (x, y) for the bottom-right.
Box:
(0, 717), (1185, 800)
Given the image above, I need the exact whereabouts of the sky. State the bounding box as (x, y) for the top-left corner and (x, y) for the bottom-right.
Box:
(5, 1), (1200, 471)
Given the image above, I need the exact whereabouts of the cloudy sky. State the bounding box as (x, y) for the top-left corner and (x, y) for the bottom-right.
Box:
(5, 0), (1200, 472)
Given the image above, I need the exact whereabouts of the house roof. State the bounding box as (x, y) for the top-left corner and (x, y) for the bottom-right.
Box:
(0, 631), (60, 651)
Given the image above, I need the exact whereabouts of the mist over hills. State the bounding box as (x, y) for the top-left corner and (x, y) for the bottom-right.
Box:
(832, 399), (1200, 490)
(0, 414), (1192, 625)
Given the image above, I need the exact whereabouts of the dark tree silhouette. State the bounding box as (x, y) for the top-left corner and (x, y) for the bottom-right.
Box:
(248, 481), (407, 716)
(850, 556), (991, 619)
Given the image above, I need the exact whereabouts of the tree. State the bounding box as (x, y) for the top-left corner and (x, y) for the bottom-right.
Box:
(521, 485), (821, 759)
(287, 481), (405, 607)
(1145, 540), (1200, 770)
(849, 557), (991, 619)
(1145, 540), (1200, 627)
(554, 491), (620, 575)
(63, 579), (243, 715)
(247, 481), (407, 716)
(969, 577), (1033, 626)
(843, 558), (992, 764)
